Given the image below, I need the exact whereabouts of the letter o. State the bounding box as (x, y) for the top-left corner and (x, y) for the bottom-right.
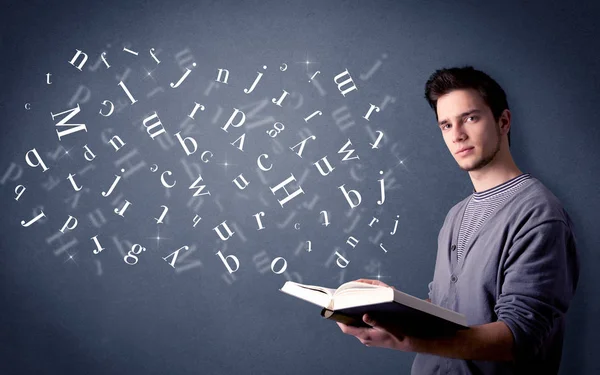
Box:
(271, 257), (287, 274)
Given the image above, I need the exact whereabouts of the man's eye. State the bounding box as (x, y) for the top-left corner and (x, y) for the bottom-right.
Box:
(467, 116), (478, 122)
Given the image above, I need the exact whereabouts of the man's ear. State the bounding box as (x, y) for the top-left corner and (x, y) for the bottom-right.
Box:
(499, 109), (511, 135)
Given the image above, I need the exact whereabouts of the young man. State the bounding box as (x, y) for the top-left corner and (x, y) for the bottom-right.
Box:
(336, 66), (580, 374)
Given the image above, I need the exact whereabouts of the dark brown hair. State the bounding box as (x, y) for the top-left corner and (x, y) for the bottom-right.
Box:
(424, 66), (511, 147)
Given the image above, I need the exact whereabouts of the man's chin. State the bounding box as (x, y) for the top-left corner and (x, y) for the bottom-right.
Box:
(458, 163), (479, 172)
(456, 162), (470, 171)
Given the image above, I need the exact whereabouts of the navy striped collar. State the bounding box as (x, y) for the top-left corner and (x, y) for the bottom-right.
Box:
(472, 173), (531, 200)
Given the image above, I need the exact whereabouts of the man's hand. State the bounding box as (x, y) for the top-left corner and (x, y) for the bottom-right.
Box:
(336, 278), (416, 351)
(336, 313), (417, 351)
(352, 278), (393, 288)
(335, 279), (515, 361)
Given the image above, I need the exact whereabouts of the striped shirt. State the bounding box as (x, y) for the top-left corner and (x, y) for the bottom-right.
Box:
(457, 173), (532, 263)
(413, 174), (580, 374)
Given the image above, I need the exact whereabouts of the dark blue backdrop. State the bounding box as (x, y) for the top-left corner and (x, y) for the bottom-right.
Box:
(1, 0), (598, 374)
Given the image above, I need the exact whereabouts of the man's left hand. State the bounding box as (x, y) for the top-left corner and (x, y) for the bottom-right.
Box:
(336, 313), (416, 352)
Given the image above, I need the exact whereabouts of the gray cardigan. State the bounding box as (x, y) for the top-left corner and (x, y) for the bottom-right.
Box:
(411, 177), (580, 375)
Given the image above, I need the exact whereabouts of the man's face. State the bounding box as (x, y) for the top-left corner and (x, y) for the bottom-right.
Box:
(436, 89), (502, 172)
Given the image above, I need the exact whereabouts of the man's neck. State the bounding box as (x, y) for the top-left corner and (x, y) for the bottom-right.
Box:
(469, 160), (523, 193)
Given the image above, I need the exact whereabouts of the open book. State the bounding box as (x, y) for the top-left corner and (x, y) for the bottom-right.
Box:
(280, 280), (469, 337)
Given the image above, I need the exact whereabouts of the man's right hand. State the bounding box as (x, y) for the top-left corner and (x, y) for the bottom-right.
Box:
(353, 278), (395, 288)
(354, 279), (431, 303)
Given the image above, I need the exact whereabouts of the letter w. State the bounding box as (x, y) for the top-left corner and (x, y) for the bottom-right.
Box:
(338, 139), (360, 162)
(189, 174), (211, 197)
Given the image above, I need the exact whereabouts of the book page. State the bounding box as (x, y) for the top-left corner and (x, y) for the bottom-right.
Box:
(289, 282), (336, 296)
(334, 281), (386, 296)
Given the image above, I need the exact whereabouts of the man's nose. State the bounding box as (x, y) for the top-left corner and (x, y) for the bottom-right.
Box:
(452, 123), (466, 142)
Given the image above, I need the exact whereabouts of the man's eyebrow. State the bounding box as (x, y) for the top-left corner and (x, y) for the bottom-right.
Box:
(438, 109), (482, 126)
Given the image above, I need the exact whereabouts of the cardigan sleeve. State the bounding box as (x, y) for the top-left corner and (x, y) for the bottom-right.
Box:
(494, 220), (579, 363)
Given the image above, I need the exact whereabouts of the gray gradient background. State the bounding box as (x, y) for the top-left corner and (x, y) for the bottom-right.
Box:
(1, 0), (599, 374)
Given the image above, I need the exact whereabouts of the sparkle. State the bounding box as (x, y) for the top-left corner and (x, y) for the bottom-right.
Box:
(64, 251), (78, 265)
(217, 155), (237, 173)
(394, 155), (410, 171)
(296, 51), (318, 74)
(148, 227), (170, 249)
(369, 263), (391, 282)
(143, 67), (157, 81)
(59, 146), (75, 159)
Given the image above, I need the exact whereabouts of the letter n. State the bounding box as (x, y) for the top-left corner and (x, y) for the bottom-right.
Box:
(69, 49), (88, 71)
(214, 221), (235, 241)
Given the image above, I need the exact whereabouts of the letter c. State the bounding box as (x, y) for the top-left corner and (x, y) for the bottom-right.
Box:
(257, 153), (273, 171)
(294, 223), (300, 230)
(201, 150), (213, 163)
(25, 103), (31, 110)
(160, 171), (176, 188)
